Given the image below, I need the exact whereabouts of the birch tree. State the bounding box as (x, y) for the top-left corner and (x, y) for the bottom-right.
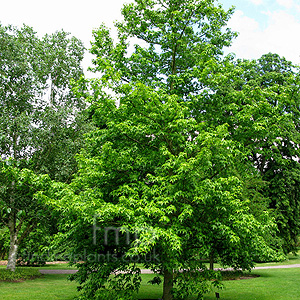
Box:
(0, 24), (86, 271)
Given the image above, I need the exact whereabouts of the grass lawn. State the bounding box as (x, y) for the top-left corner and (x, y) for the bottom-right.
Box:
(202, 251), (300, 270)
(36, 263), (77, 270)
(0, 274), (79, 300)
(0, 264), (299, 299)
(136, 268), (300, 300)
(203, 268), (300, 300)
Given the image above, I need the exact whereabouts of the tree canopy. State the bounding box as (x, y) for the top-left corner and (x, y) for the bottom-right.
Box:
(50, 1), (290, 300)
(198, 52), (300, 253)
(0, 24), (87, 271)
(1, 1), (299, 300)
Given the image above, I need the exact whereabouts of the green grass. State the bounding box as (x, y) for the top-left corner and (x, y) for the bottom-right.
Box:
(35, 263), (77, 270)
(202, 251), (300, 269)
(0, 264), (299, 299)
(0, 274), (79, 300)
(136, 268), (300, 300)
(134, 274), (164, 299)
(203, 268), (300, 300)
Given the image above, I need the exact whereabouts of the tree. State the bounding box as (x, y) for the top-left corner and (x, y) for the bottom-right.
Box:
(244, 54), (300, 254)
(0, 163), (51, 271)
(0, 24), (87, 271)
(55, 86), (279, 300)
(29, 29), (88, 183)
(52, 1), (283, 299)
(199, 52), (300, 254)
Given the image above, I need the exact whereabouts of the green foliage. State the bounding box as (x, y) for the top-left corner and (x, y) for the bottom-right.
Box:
(70, 263), (142, 300)
(51, 1), (289, 300)
(57, 83), (281, 298)
(0, 268), (41, 282)
(0, 164), (53, 268)
(201, 53), (300, 254)
(0, 164), (52, 233)
(172, 270), (222, 300)
(90, 0), (237, 95)
(0, 23), (88, 271)
(0, 23), (87, 178)
(0, 227), (9, 259)
(17, 227), (52, 266)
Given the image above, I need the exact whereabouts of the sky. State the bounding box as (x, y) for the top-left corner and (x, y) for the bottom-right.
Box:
(1, 0), (300, 73)
(222, 0), (300, 64)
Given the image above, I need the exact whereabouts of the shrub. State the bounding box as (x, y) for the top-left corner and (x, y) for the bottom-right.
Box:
(220, 270), (244, 280)
(0, 267), (42, 281)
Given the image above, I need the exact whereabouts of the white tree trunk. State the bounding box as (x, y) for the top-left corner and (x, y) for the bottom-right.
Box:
(7, 230), (19, 272)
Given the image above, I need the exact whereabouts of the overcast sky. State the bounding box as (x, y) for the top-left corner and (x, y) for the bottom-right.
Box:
(1, 0), (300, 73)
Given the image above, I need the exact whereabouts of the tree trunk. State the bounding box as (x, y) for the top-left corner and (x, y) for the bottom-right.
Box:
(162, 269), (173, 300)
(209, 253), (214, 271)
(7, 179), (18, 272)
(6, 231), (19, 272)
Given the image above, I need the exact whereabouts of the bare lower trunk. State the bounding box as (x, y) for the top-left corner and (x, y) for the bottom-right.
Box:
(209, 253), (214, 271)
(6, 232), (19, 272)
(162, 269), (173, 300)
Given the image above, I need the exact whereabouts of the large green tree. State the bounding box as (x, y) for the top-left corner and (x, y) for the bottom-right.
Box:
(0, 24), (87, 271)
(242, 54), (300, 254)
(53, 1), (283, 299)
(60, 86), (279, 300)
(198, 52), (300, 253)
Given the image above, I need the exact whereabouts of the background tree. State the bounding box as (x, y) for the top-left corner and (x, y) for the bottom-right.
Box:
(0, 163), (51, 271)
(245, 54), (300, 254)
(0, 24), (87, 271)
(199, 53), (300, 254)
(52, 1), (283, 299)
(29, 29), (88, 183)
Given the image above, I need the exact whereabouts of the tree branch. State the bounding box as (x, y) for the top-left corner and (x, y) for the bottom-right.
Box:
(19, 222), (37, 244)
(123, 133), (159, 151)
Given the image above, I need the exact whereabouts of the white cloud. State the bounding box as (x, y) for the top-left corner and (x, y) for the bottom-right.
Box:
(2, 0), (300, 70)
(276, 0), (294, 9)
(249, 0), (263, 5)
(226, 10), (265, 59)
(263, 10), (300, 62)
(0, 0), (125, 47)
(0, 0), (127, 73)
(226, 9), (300, 65)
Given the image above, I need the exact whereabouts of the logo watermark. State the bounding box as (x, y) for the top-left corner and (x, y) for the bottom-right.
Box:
(93, 215), (156, 247)
(20, 248), (160, 264)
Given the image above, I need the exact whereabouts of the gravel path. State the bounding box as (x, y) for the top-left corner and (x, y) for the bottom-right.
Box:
(39, 264), (300, 274)
(39, 269), (78, 274)
(254, 264), (300, 269)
